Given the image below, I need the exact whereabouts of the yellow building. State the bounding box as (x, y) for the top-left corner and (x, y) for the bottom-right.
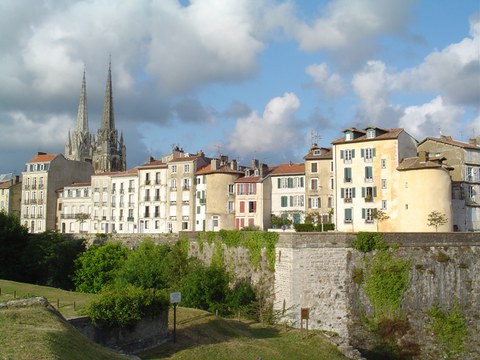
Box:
(332, 127), (417, 232)
(0, 175), (22, 218)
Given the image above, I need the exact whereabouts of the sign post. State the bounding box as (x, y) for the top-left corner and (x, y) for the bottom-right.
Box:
(170, 292), (181, 343)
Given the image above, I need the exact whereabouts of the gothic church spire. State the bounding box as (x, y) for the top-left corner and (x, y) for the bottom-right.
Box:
(76, 68), (89, 134)
(100, 60), (115, 132)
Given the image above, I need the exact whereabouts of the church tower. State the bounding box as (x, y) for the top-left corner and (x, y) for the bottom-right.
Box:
(92, 61), (127, 173)
(65, 70), (94, 162)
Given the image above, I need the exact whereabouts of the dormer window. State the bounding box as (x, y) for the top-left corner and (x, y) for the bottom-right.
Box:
(313, 149), (321, 156)
(345, 132), (353, 141)
(245, 170), (250, 177)
(366, 129), (376, 139)
(254, 169), (259, 176)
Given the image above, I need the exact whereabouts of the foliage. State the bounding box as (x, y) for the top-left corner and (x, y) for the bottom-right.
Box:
(87, 285), (169, 328)
(373, 209), (390, 231)
(21, 231), (85, 290)
(271, 214), (293, 229)
(0, 211), (29, 281)
(363, 250), (410, 319)
(352, 267), (364, 284)
(294, 223), (335, 232)
(227, 279), (257, 319)
(353, 232), (388, 253)
(73, 242), (129, 293)
(114, 239), (191, 291)
(427, 211), (448, 232)
(429, 304), (467, 357)
(180, 264), (231, 314)
(211, 240), (225, 268)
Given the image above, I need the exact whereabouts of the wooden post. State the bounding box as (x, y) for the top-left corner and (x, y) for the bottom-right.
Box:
(57, 299), (60, 309)
(73, 301), (76, 311)
(13, 290), (16, 299)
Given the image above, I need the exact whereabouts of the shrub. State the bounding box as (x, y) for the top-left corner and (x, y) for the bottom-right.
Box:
(429, 304), (467, 356)
(353, 232), (388, 253)
(87, 285), (169, 328)
(0, 211), (29, 281)
(227, 279), (257, 318)
(294, 223), (315, 232)
(73, 242), (129, 293)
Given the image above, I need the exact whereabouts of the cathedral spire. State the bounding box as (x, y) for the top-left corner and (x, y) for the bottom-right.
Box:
(100, 60), (115, 132)
(76, 68), (89, 134)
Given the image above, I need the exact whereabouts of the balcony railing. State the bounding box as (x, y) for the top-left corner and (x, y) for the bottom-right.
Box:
(182, 185), (190, 191)
(144, 196), (151, 201)
(127, 217), (134, 222)
(199, 198), (206, 205)
(145, 180), (151, 185)
(344, 178), (352, 183)
(182, 200), (189, 205)
(128, 187), (135, 193)
(128, 202), (135, 207)
(102, 187), (107, 192)
(94, 187), (99, 192)
(344, 198), (352, 203)
(365, 177), (373, 183)
(38, 184), (44, 189)
(154, 196), (161, 201)
(154, 213), (160, 218)
(144, 213), (150, 218)
(119, 202), (125, 207)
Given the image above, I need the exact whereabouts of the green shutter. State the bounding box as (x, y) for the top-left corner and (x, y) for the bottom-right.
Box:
(362, 187), (365, 198)
(373, 148), (376, 157)
(277, 178), (281, 188)
(340, 150), (344, 159)
(373, 186), (377, 197)
(362, 208), (366, 219)
(352, 187), (356, 198)
(361, 149), (365, 158)
(288, 178), (293, 188)
(352, 149), (355, 158)
(289, 196), (293, 207)
(300, 177), (304, 187)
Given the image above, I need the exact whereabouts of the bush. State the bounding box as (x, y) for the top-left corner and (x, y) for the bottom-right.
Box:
(0, 211), (29, 281)
(180, 264), (231, 314)
(21, 231), (85, 289)
(87, 285), (169, 328)
(227, 279), (257, 318)
(294, 223), (315, 232)
(353, 232), (388, 253)
(73, 242), (129, 293)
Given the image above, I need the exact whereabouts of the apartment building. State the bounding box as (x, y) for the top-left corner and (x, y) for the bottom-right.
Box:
(234, 160), (273, 230)
(137, 158), (168, 233)
(21, 152), (94, 233)
(269, 162), (305, 226)
(0, 174), (22, 218)
(57, 183), (92, 233)
(110, 169), (140, 233)
(332, 127), (417, 232)
(195, 157), (243, 231)
(303, 145), (334, 224)
(166, 150), (209, 233)
(418, 135), (480, 231)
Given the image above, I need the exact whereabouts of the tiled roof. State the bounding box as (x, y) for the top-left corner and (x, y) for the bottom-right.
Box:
(397, 157), (451, 171)
(0, 180), (14, 189)
(196, 164), (243, 175)
(67, 182), (91, 187)
(269, 163), (305, 175)
(27, 153), (59, 163)
(303, 147), (333, 160)
(169, 155), (204, 163)
(235, 176), (262, 183)
(137, 160), (167, 169)
(419, 136), (480, 150)
(332, 128), (407, 145)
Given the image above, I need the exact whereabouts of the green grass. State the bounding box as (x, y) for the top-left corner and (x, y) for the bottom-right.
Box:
(141, 307), (348, 360)
(0, 279), (94, 318)
(0, 305), (131, 360)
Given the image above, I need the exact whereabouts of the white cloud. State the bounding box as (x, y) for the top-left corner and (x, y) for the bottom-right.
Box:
(399, 96), (464, 140)
(226, 92), (301, 156)
(397, 13), (480, 108)
(352, 60), (402, 126)
(306, 63), (346, 97)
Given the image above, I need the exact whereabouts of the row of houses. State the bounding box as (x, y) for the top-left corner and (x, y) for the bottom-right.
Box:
(2, 127), (479, 234)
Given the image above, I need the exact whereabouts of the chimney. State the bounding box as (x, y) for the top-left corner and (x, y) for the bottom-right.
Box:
(211, 159), (219, 170)
(230, 160), (238, 171)
(148, 155), (154, 164)
(251, 159), (259, 169)
(37, 151), (46, 156)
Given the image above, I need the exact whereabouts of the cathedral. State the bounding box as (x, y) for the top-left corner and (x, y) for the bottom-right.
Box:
(65, 63), (126, 173)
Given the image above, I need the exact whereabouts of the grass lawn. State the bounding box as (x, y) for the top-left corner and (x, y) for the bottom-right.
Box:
(140, 307), (348, 360)
(0, 279), (94, 318)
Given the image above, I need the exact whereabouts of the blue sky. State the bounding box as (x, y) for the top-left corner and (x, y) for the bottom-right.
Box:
(0, 0), (478, 174)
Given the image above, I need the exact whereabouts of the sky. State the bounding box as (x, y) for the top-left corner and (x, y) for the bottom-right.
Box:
(0, 0), (479, 174)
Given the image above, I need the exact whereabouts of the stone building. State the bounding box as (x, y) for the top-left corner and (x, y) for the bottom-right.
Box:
(21, 152), (94, 233)
(418, 135), (480, 231)
(0, 174), (22, 218)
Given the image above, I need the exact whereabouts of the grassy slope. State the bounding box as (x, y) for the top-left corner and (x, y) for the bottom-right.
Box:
(141, 307), (348, 360)
(0, 279), (94, 317)
(0, 306), (130, 360)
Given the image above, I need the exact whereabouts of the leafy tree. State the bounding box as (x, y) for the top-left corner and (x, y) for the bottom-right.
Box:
(180, 264), (231, 314)
(21, 231), (85, 289)
(271, 214), (293, 229)
(115, 239), (191, 291)
(0, 211), (29, 281)
(227, 279), (257, 319)
(427, 211), (448, 232)
(353, 232), (388, 253)
(87, 285), (169, 328)
(73, 242), (129, 293)
(373, 208), (390, 232)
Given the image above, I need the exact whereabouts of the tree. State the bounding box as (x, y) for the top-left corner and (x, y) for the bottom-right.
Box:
(0, 211), (29, 281)
(271, 214), (293, 229)
(73, 242), (129, 293)
(75, 213), (90, 232)
(22, 231), (85, 289)
(373, 208), (390, 232)
(427, 211), (448, 232)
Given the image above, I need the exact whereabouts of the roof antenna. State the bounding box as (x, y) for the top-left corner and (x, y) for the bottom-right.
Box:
(311, 129), (321, 146)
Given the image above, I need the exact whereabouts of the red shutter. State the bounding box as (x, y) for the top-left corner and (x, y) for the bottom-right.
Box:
(240, 201), (245, 213)
(235, 218), (240, 230)
(248, 218), (254, 226)
(253, 201), (257, 212)
(253, 183), (257, 195)
(240, 218), (245, 228)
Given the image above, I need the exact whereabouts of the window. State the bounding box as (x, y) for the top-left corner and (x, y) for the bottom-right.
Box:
(345, 132), (353, 141)
(228, 184), (235, 195)
(293, 213), (301, 224)
(362, 148), (375, 162)
(311, 178), (318, 190)
(469, 185), (476, 200)
(281, 196), (288, 207)
(382, 200), (387, 210)
(344, 208), (352, 223)
(328, 197), (333, 208)
(313, 149), (321, 155)
(248, 183), (256, 194)
(309, 197), (319, 209)
(238, 183), (246, 195)
(182, 222), (188, 230)
(311, 162), (318, 173)
(381, 179), (387, 189)
(341, 149), (354, 163)
(170, 179), (177, 189)
(330, 178), (334, 190)
(362, 186), (377, 201)
(228, 201), (234, 213)
(171, 165), (177, 173)
(366, 129), (375, 139)
(330, 161), (334, 173)
(363, 208), (374, 223)
(183, 178), (190, 189)
(212, 216), (219, 227)
(248, 201), (256, 213)
(365, 166), (373, 182)
(381, 159), (387, 169)
(184, 164), (190, 173)
(341, 187), (356, 202)
(145, 173), (150, 184)
(344, 167), (352, 182)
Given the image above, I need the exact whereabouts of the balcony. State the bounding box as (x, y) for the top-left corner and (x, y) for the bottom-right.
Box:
(154, 196), (161, 201)
(144, 196), (151, 201)
(365, 177), (373, 183)
(344, 198), (352, 203)
(170, 216), (177, 220)
(102, 187), (107, 192)
(127, 217), (134, 222)
(119, 202), (125, 207)
(102, 202), (107, 207)
(128, 202), (135, 207)
(94, 202), (99, 207)
(31, 184), (37, 189)
(365, 219), (374, 224)
(182, 185), (190, 191)
(38, 184), (44, 189)
(182, 216), (189, 220)
(111, 189), (116, 194)
(145, 180), (151, 185)
(344, 178), (352, 183)
(170, 187), (177, 191)
(119, 216), (124, 221)
(120, 189), (125, 194)
(94, 187), (99, 192)
(128, 187), (135, 193)
(170, 201), (177, 205)
(344, 219), (352, 223)
(155, 179), (161, 185)
(199, 198), (206, 205)
(102, 216), (107, 221)
(364, 195), (373, 203)
(24, 185), (30, 190)
(144, 213), (150, 218)
(111, 203), (116, 208)
(182, 200), (189, 205)
(154, 213), (160, 218)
